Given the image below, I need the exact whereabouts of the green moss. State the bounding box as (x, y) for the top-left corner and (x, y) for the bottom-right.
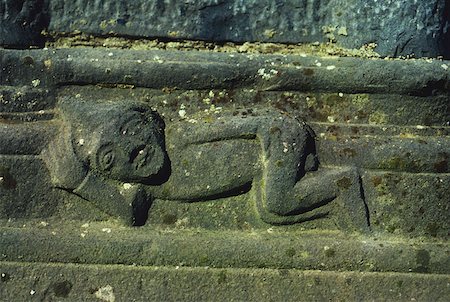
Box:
(324, 248), (336, 257)
(99, 20), (109, 30)
(387, 157), (407, 170)
(351, 94), (369, 109)
(285, 248), (296, 257)
(162, 214), (177, 225)
(160, 186), (171, 197)
(275, 160), (284, 167)
(374, 183), (390, 196)
(198, 254), (209, 266)
(386, 224), (397, 233)
(217, 270), (227, 284)
(336, 177), (352, 190)
(371, 176), (382, 187)
(368, 111), (388, 124)
(378, 156), (420, 172)
(299, 251), (309, 259)
(324, 94), (342, 105)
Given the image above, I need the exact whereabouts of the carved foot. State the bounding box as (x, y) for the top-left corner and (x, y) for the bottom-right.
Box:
(329, 166), (370, 232)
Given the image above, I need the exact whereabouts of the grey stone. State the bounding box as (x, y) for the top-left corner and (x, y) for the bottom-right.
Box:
(1, 48), (449, 96)
(1, 95), (370, 229)
(1, 261), (449, 301)
(0, 48), (448, 237)
(0, 45), (449, 300)
(363, 171), (450, 238)
(1, 226), (449, 274)
(0, 0), (48, 47)
(1, 0), (448, 57)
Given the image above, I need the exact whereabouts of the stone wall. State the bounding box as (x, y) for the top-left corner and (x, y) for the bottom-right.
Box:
(1, 1), (450, 301)
(1, 0), (449, 57)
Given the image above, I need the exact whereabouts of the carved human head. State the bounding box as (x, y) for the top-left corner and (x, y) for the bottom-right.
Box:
(61, 99), (168, 183)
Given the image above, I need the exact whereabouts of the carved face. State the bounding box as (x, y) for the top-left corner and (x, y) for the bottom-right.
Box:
(93, 107), (167, 182)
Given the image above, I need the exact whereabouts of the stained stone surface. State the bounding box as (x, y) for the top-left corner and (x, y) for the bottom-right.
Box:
(0, 30), (449, 301)
(1, 226), (449, 274)
(1, 0), (449, 58)
(1, 262), (449, 301)
(1, 48), (449, 237)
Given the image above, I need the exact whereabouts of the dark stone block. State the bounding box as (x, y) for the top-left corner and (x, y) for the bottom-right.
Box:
(43, 0), (450, 58)
(1, 1), (449, 57)
(0, 0), (49, 48)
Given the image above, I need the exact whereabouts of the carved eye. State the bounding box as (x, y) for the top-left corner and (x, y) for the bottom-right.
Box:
(97, 147), (115, 171)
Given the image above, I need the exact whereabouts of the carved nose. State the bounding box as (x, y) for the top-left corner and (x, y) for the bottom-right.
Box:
(133, 146), (155, 170)
(129, 145), (146, 163)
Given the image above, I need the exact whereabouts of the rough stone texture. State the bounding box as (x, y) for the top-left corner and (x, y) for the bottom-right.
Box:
(1, 48), (449, 96)
(1, 226), (449, 274)
(363, 171), (450, 238)
(1, 0), (449, 57)
(1, 48), (449, 237)
(42, 0), (450, 58)
(0, 0), (49, 47)
(1, 46), (449, 299)
(1, 262), (449, 301)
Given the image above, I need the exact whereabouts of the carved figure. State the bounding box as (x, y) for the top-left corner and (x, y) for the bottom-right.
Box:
(42, 99), (164, 225)
(43, 99), (369, 229)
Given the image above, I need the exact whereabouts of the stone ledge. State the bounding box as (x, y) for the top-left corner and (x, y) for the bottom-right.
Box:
(1, 226), (448, 275)
(1, 261), (449, 301)
(1, 49), (449, 95)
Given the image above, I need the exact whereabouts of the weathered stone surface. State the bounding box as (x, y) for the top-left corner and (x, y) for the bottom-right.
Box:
(363, 171), (450, 238)
(1, 262), (449, 301)
(1, 0), (449, 57)
(0, 0), (48, 47)
(0, 96), (371, 229)
(0, 157), (59, 218)
(0, 45), (449, 299)
(1, 48), (449, 237)
(1, 226), (449, 274)
(1, 48), (449, 96)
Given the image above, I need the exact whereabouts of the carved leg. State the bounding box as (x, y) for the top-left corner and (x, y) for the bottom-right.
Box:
(254, 116), (369, 230)
(254, 166), (369, 231)
(294, 167), (370, 231)
(256, 115), (315, 217)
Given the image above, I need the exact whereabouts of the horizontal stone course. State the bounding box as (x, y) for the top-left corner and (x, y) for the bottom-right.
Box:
(1, 49), (449, 96)
(1, 261), (449, 301)
(1, 0), (449, 58)
(1, 226), (449, 274)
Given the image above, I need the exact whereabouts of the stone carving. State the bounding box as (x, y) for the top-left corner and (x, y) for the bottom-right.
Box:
(42, 98), (369, 229)
(42, 99), (164, 225)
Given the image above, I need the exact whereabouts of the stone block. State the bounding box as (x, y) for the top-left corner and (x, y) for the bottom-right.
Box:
(2, 0), (449, 57)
